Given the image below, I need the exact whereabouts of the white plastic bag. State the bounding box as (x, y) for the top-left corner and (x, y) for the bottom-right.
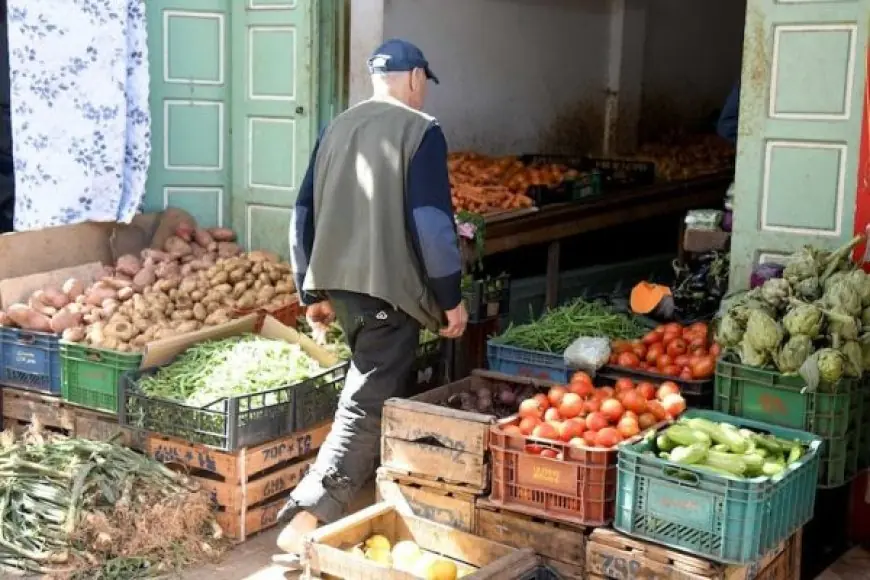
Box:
(563, 336), (611, 372)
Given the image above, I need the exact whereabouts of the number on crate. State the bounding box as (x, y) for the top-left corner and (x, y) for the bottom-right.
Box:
(260, 502), (282, 527)
(759, 393), (788, 415)
(601, 555), (643, 579)
(261, 433), (313, 462)
(153, 444), (217, 473)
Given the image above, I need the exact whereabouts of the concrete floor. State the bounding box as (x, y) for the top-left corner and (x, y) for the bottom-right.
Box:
(180, 479), (376, 580)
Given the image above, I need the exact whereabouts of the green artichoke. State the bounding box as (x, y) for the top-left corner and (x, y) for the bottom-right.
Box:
(824, 279), (862, 317)
(783, 246), (823, 284)
(745, 310), (784, 352)
(740, 340), (770, 368)
(761, 278), (792, 310)
(862, 307), (870, 328)
(817, 348), (846, 384)
(782, 302), (823, 339)
(716, 313), (745, 347)
(775, 335), (814, 374)
(794, 276), (822, 302)
(842, 340), (863, 378)
(823, 271), (848, 294)
(826, 307), (860, 341)
(846, 269), (870, 307)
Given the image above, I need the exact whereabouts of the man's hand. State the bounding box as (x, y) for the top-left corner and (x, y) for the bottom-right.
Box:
(306, 301), (335, 345)
(440, 302), (468, 339)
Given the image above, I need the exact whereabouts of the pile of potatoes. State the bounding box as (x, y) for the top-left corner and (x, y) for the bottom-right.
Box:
(0, 224), (297, 352)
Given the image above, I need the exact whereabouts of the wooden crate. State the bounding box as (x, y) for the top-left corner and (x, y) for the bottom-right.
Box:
(302, 501), (543, 579)
(375, 467), (478, 533)
(1, 384), (141, 445)
(144, 421), (331, 541)
(475, 498), (587, 578)
(586, 527), (803, 580)
(381, 370), (554, 491)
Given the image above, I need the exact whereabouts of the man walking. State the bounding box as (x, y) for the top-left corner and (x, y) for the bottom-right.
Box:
(276, 38), (467, 557)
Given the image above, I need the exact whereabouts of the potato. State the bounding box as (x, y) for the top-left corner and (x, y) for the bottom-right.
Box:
(204, 308), (231, 326)
(50, 308), (83, 333)
(164, 235), (193, 257)
(100, 277), (133, 290)
(132, 315), (150, 332)
(229, 268), (246, 283)
(205, 301), (221, 314)
(102, 298), (120, 317)
(171, 309), (194, 321)
(63, 278), (86, 301)
(97, 337), (121, 351)
(232, 281), (248, 299)
(236, 294), (256, 310)
(213, 283), (233, 295)
(257, 286), (276, 303)
(248, 250), (278, 263)
(29, 292), (58, 317)
(62, 326), (86, 342)
(274, 281), (292, 295)
(175, 221), (195, 242)
(133, 267), (157, 291)
(104, 319), (135, 342)
(115, 254), (142, 277)
(141, 249), (172, 263)
(210, 271), (229, 286)
(87, 322), (106, 345)
(117, 286), (134, 301)
(156, 261), (181, 280)
(155, 278), (180, 293)
(190, 290), (205, 302)
(217, 242), (241, 258)
(208, 227), (236, 242)
(272, 293), (293, 306)
(175, 320), (200, 334)
(193, 303), (207, 322)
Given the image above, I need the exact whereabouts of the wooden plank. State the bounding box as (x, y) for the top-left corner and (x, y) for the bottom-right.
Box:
(381, 436), (487, 491)
(198, 456), (314, 513)
(382, 399), (491, 456)
(2, 388), (75, 431)
(376, 472), (477, 533)
(214, 492), (289, 542)
(544, 557), (585, 580)
(475, 499), (586, 569)
(145, 421), (331, 482)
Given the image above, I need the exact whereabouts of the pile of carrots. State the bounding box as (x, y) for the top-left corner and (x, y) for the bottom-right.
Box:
(448, 153), (576, 214)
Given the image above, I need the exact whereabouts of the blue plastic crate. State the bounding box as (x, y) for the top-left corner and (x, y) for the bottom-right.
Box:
(614, 410), (821, 565)
(486, 341), (568, 382)
(0, 328), (62, 394)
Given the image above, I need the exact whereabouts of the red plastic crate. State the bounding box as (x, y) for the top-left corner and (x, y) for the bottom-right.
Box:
(233, 295), (305, 331)
(488, 419), (617, 527)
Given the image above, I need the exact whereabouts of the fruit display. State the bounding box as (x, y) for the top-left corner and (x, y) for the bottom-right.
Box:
(716, 234), (869, 386)
(344, 534), (473, 579)
(635, 134), (735, 182)
(649, 416), (810, 479)
(447, 152), (556, 214)
(500, 372), (687, 450)
(609, 322), (720, 381)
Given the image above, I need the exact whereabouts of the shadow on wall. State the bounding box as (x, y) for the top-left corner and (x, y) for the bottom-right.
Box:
(638, 93), (723, 143)
(536, 96), (605, 156)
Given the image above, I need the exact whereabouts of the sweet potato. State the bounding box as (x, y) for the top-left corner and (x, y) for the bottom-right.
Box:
(85, 283), (118, 306)
(208, 227), (236, 242)
(115, 254), (143, 277)
(164, 235), (193, 257)
(43, 287), (70, 309)
(28, 292), (58, 317)
(50, 308), (83, 333)
(217, 242), (241, 258)
(194, 228), (215, 247)
(141, 249), (172, 263)
(62, 278), (86, 301)
(175, 221), (195, 242)
(132, 266), (157, 291)
(62, 326), (86, 342)
(155, 261), (181, 280)
(8, 304), (52, 332)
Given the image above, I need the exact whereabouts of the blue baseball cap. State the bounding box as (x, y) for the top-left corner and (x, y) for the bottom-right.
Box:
(367, 38), (439, 84)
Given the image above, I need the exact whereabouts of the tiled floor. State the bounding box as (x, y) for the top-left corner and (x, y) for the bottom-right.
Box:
(181, 479), (376, 580)
(815, 546), (870, 580)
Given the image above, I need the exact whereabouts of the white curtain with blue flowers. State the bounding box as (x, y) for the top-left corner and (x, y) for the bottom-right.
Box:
(7, 0), (150, 231)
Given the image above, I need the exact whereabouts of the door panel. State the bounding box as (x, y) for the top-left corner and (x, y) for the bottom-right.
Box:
(145, 0), (232, 227)
(730, 0), (870, 289)
(230, 0), (314, 258)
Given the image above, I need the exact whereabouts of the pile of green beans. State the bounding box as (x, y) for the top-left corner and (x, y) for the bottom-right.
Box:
(492, 299), (647, 353)
(0, 434), (196, 576)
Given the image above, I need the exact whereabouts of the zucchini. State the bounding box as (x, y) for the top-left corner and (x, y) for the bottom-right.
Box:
(702, 450), (747, 476)
(742, 453), (765, 475)
(657, 433), (675, 453)
(685, 418), (748, 454)
(762, 461), (785, 477)
(750, 434), (783, 454)
(712, 444), (730, 453)
(787, 444), (803, 464)
(670, 444), (708, 465)
(664, 425), (712, 448)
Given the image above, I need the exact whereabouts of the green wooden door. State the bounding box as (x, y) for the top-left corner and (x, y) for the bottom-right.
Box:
(730, 1), (870, 289)
(230, 1), (315, 259)
(145, 0), (232, 227)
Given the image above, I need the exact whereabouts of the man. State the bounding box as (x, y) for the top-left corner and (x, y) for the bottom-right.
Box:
(717, 83), (740, 145)
(275, 38), (468, 558)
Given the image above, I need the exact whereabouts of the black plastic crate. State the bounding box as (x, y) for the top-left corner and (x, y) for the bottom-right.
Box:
(464, 274), (510, 323)
(119, 361), (347, 451)
(598, 366), (714, 409)
(295, 361), (349, 431)
(518, 154), (602, 206)
(413, 335), (445, 392)
(581, 157), (656, 190)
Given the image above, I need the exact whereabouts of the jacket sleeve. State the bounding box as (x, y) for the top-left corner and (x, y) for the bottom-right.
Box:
(717, 84), (740, 145)
(289, 133), (323, 306)
(406, 124), (463, 311)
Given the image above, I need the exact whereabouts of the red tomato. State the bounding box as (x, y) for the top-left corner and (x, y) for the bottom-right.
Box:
(586, 412), (609, 432)
(614, 378), (635, 393)
(674, 354), (691, 367)
(600, 399), (625, 423)
(663, 365), (681, 377)
(646, 343), (665, 364)
(689, 322), (709, 338)
(679, 367), (694, 380)
(582, 430), (598, 446)
(662, 331), (680, 347)
(637, 382), (656, 400)
(608, 353), (619, 365)
(548, 386), (567, 408)
(540, 448), (559, 459)
(647, 400), (668, 421)
(559, 393), (584, 419)
(584, 399), (601, 414)
(525, 444), (543, 455)
(532, 422), (559, 441)
(617, 416), (640, 438)
(518, 416), (541, 435)
(622, 391), (648, 414)
(663, 323), (682, 334)
(656, 354), (674, 371)
(631, 342), (647, 359)
(543, 408), (562, 423)
(519, 399), (543, 419)
(638, 412), (658, 430)
(594, 427), (624, 448)
(569, 381), (595, 398)
(569, 437), (586, 448)
(559, 418), (586, 442)
(691, 356), (715, 380)
(571, 371), (593, 385)
(662, 394), (687, 418)
(598, 386), (615, 399)
(617, 352), (641, 368)
(666, 338), (688, 358)
(639, 362), (650, 371)
(642, 331), (662, 346)
(533, 393), (550, 411)
(611, 340), (633, 354)
(657, 381), (681, 400)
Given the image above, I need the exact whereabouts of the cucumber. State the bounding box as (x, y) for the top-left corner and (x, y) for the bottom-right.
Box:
(702, 450), (747, 476)
(670, 443), (708, 465)
(685, 418), (748, 454)
(657, 433), (676, 453)
(664, 425), (712, 448)
(762, 461), (785, 476)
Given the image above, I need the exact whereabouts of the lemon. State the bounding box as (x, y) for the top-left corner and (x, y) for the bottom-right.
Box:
(364, 547), (393, 566)
(425, 558), (458, 580)
(392, 540), (422, 571)
(364, 534), (392, 551)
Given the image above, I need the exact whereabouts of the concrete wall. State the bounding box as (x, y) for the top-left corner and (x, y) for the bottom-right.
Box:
(350, 0), (746, 153)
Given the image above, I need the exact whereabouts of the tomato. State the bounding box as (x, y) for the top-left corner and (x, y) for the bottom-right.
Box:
(688, 335), (707, 350)
(710, 343), (722, 357)
(666, 338), (688, 357)
(559, 418), (586, 442)
(642, 331), (662, 346)
(559, 393), (584, 419)
(638, 412), (657, 430)
(663, 323), (682, 335)
(540, 448), (559, 459)
(662, 394), (687, 418)
(674, 354), (690, 367)
(533, 393), (550, 410)
(657, 381), (681, 400)
(639, 362), (650, 371)
(617, 352), (641, 368)
(611, 340), (633, 354)
(569, 381), (595, 398)
(600, 399), (625, 422)
(532, 422), (559, 441)
(663, 365), (681, 377)
(691, 356), (715, 380)
(519, 399), (543, 419)
(617, 416), (640, 438)
(518, 416), (540, 435)
(656, 354), (673, 371)
(594, 427), (623, 448)
(543, 408), (562, 423)
(582, 430), (598, 446)
(631, 341), (647, 359)
(598, 386), (615, 399)
(586, 412), (609, 432)
(525, 444), (543, 455)
(584, 399), (601, 414)
(647, 400), (667, 421)
(645, 343), (665, 364)
(689, 322), (709, 337)
(548, 386), (567, 407)
(568, 437), (586, 448)
(608, 353), (619, 365)
(622, 391), (648, 414)
(614, 378), (635, 392)
(679, 367), (694, 380)
(662, 331), (680, 347)
(571, 371), (593, 385)
(637, 382), (656, 400)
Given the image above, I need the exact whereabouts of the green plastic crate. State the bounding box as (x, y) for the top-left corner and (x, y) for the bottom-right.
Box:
(614, 409), (822, 565)
(60, 342), (142, 413)
(714, 359), (859, 487)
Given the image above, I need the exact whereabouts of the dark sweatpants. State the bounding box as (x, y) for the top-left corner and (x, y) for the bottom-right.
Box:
(278, 291), (420, 524)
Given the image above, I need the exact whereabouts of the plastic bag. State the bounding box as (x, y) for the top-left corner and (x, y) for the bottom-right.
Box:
(564, 336), (611, 372)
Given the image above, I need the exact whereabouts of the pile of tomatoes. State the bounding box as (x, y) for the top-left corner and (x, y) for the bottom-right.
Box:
(608, 322), (720, 381)
(499, 372), (687, 452)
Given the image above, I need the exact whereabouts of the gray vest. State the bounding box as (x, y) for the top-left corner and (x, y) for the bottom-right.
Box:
(303, 97), (443, 331)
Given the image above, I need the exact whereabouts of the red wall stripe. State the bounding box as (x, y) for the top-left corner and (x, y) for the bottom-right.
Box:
(853, 48), (870, 269)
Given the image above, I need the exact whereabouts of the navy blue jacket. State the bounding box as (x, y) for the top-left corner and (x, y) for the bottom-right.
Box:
(717, 84), (740, 144)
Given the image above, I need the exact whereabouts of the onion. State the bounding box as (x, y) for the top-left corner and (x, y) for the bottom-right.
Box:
(446, 393), (463, 409)
(497, 387), (517, 407)
(750, 263), (784, 289)
(476, 387), (493, 401)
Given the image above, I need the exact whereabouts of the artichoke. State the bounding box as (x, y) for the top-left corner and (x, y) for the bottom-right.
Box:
(745, 310), (784, 352)
(843, 340), (863, 378)
(826, 307), (860, 341)
(716, 313), (745, 347)
(782, 302), (824, 339)
(823, 271), (848, 294)
(862, 307), (870, 328)
(783, 246), (822, 284)
(817, 348), (846, 384)
(846, 269), (870, 307)
(775, 335), (814, 374)
(794, 276), (822, 302)
(760, 278), (792, 310)
(824, 279), (862, 317)
(740, 340), (770, 367)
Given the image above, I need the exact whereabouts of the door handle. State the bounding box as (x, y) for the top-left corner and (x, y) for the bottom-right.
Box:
(296, 106), (304, 115)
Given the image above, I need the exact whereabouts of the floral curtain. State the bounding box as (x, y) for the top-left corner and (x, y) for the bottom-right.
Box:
(7, 0), (150, 231)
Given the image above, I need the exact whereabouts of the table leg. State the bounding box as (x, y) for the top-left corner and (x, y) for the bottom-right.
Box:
(546, 241), (561, 309)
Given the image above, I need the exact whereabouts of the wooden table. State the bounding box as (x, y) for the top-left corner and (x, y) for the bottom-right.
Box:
(481, 173), (731, 308)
